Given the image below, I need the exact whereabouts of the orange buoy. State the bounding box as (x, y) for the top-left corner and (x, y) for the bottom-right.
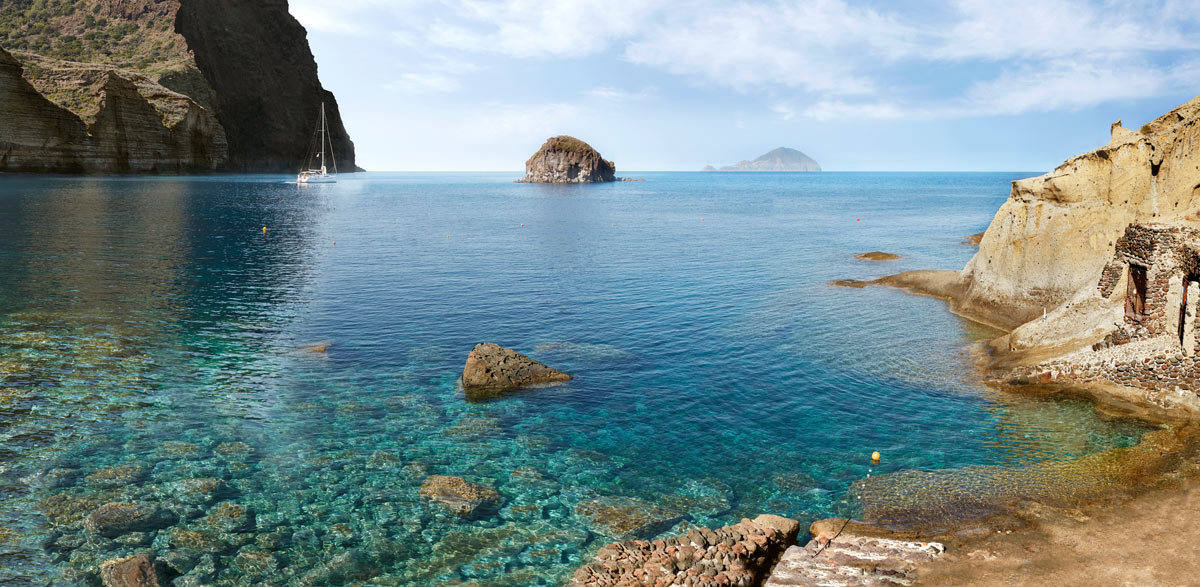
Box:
(871, 451), (881, 465)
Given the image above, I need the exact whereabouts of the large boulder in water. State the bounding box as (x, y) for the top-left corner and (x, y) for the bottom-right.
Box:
(518, 136), (616, 183)
(461, 342), (572, 395)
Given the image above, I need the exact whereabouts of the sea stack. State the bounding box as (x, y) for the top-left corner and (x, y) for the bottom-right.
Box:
(461, 343), (573, 395)
(518, 136), (616, 183)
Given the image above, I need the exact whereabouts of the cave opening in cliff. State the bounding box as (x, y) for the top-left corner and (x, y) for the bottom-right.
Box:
(1126, 264), (1148, 323)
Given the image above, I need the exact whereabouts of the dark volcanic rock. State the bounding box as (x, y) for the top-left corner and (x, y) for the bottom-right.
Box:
(99, 553), (162, 587)
(518, 136), (616, 183)
(419, 475), (501, 518)
(0, 0), (355, 174)
(175, 0), (356, 172)
(461, 342), (572, 395)
(84, 503), (177, 538)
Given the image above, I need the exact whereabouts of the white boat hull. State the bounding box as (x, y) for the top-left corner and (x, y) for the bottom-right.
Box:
(297, 175), (336, 184)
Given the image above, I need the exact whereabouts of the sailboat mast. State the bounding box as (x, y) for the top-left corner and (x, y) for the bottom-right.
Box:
(319, 102), (326, 173)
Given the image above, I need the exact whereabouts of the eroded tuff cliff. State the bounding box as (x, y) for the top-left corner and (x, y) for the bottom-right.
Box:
(0, 0), (354, 173)
(955, 98), (1200, 330)
(518, 136), (616, 183)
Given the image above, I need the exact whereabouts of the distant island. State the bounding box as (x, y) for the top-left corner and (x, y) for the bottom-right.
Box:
(704, 147), (821, 172)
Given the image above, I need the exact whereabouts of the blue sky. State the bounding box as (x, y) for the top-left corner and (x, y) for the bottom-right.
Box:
(289, 0), (1200, 172)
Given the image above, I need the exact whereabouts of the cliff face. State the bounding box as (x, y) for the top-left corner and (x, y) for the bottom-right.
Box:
(518, 136), (616, 183)
(175, 0), (355, 172)
(955, 98), (1200, 330)
(0, 47), (224, 172)
(0, 0), (354, 174)
(0, 47), (89, 172)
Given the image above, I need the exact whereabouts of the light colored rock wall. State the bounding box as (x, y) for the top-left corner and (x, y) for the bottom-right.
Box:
(956, 99), (1200, 330)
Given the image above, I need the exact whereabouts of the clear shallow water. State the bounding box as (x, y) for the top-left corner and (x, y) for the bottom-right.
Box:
(0, 172), (1153, 585)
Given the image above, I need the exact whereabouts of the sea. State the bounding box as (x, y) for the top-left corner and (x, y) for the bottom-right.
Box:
(0, 172), (1155, 584)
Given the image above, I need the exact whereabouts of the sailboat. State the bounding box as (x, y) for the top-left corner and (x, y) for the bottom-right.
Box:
(297, 102), (337, 184)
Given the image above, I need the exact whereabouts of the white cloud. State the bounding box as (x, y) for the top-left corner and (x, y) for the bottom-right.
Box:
(958, 60), (1168, 115)
(452, 102), (587, 143)
(300, 0), (1200, 121)
(289, 5), (360, 34)
(428, 0), (663, 58)
(585, 86), (657, 102)
(932, 0), (1199, 61)
(624, 0), (911, 95)
(385, 73), (462, 94)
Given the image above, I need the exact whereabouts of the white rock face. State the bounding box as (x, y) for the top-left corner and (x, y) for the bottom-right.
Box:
(954, 99), (1200, 330)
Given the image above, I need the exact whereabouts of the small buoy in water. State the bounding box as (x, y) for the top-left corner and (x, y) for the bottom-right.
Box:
(871, 451), (881, 465)
(262, 226), (267, 233)
(332, 241), (336, 245)
(521, 223), (525, 227)
(856, 218), (861, 222)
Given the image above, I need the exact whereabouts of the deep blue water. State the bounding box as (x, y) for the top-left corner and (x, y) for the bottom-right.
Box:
(0, 172), (1153, 585)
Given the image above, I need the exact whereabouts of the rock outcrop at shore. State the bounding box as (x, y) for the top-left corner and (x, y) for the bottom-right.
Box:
(952, 100), (1200, 330)
(0, 0), (355, 173)
(706, 147), (821, 172)
(518, 136), (616, 183)
(461, 342), (573, 395)
(568, 514), (800, 587)
(765, 518), (943, 586)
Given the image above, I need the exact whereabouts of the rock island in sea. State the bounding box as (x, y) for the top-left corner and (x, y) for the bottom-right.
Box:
(704, 147), (821, 172)
(517, 135), (617, 183)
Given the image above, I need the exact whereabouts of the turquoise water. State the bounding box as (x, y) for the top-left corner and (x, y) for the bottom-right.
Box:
(0, 172), (1152, 585)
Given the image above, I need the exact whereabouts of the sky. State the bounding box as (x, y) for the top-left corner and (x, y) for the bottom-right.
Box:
(288, 0), (1200, 172)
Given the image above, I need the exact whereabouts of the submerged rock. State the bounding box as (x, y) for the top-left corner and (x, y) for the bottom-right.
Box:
(517, 136), (616, 183)
(461, 342), (572, 395)
(84, 503), (176, 538)
(855, 251), (901, 261)
(419, 475), (501, 518)
(574, 496), (685, 540)
(99, 553), (162, 587)
(85, 465), (145, 488)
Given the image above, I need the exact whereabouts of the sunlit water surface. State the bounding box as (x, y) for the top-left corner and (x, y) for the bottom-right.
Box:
(0, 172), (1153, 584)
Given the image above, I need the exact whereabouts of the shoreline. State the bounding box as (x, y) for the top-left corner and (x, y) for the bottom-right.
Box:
(829, 270), (1200, 584)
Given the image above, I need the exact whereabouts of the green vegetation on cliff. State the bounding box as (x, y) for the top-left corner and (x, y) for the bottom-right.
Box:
(0, 0), (188, 71)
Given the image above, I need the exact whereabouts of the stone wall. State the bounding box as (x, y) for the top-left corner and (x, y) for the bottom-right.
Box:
(1095, 224), (1200, 348)
(1009, 346), (1200, 414)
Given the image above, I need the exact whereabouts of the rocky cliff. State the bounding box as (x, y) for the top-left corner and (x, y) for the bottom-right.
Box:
(954, 99), (1200, 330)
(707, 147), (821, 172)
(0, 0), (355, 174)
(518, 136), (616, 183)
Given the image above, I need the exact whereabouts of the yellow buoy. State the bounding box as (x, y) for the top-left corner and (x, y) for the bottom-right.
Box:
(262, 226), (267, 233)
(871, 451), (881, 465)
